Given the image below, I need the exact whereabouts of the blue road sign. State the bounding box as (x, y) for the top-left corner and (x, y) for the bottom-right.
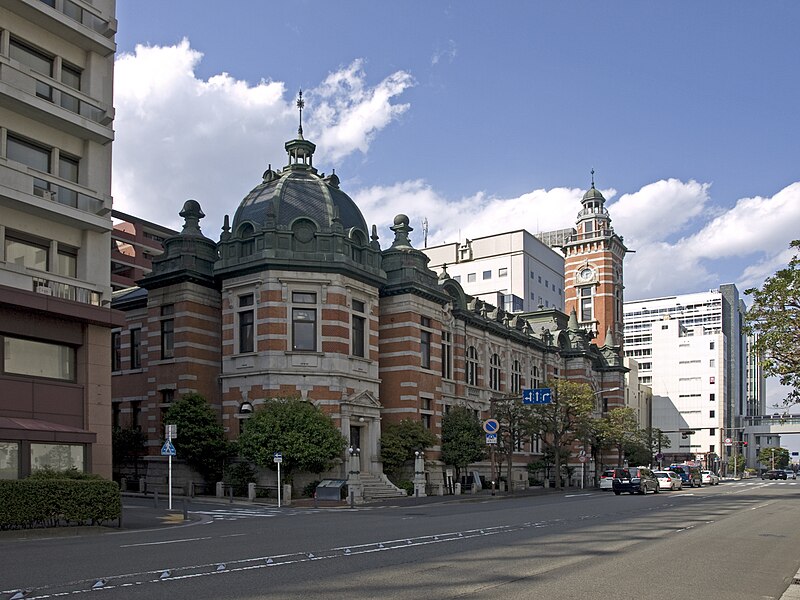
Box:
(161, 440), (176, 456)
(483, 419), (500, 433)
(522, 388), (552, 405)
(486, 433), (498, 445)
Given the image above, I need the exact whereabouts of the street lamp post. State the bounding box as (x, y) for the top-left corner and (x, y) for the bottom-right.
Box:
(413, 450), (426, 498)
(347, 446), (363, 507)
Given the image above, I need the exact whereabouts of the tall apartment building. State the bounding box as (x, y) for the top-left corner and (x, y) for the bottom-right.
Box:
(111, 210), (177, 290)
(0, 0), (118, 479)
(422, 230), (565, 314)
(623, 285), (751, 467)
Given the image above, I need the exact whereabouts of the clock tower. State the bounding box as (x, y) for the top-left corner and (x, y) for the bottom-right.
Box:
(562, 174), (629, 349)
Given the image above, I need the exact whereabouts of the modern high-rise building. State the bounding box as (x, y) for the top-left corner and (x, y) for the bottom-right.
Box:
(0, 0), (118, 479)
(422, 230), (565, 314)
(623, 284), (752, 467)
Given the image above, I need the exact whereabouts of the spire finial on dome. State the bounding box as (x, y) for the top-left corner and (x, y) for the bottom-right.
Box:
(591, 168), (595, 189)
(296, 89), (305, 138)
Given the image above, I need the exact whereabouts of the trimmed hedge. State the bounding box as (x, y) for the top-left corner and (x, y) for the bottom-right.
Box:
(0, 479), (121, 530)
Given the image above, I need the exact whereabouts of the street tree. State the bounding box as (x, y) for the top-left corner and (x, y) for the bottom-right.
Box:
(238, 397), (347, 482)
(599, 407), (640, 467)
(745, 239), (800, 407)
(379, 419), (436, 480)
(440, 406), (486, 483)
(525, 380), (595, 489)
(492, 395), (532, 490)
(756, 446), (790, 470)
(164, 392), (231, 483)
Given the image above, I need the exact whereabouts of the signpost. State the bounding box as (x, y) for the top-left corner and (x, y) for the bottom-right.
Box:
(484, 419), (500, 495)
(274, 452), (283, 508)
(522, 388), (552, 404)
(161, 424), (177, 510)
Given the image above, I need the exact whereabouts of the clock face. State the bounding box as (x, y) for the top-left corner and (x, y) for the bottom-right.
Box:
(579, 268), (593, 282)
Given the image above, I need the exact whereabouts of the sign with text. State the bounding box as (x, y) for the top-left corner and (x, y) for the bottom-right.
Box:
(522, 388), (552, 405)
(486, 433), (498, 445)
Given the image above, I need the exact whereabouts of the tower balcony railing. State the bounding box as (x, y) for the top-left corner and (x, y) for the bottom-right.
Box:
(565, 228), (615, 243)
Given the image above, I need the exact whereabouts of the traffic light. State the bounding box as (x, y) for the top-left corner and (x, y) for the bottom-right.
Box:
(743, 441), (748, 447)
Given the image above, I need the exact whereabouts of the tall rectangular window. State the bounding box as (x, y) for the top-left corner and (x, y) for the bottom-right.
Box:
(580, 286), (593, 322)
(161, 304), (175, 359)
(420, 316), (431, 369)
(9, 39), (53, 77)
(130, 328), (141, 369)
(351, 299), (366, 357)
(441, 331), (452, 379)
(7, 135), (50, 173)
(111, 331), (121, 371)
(466, 346), (478, 386)
(238, 294), (254, 353)
(5, 235), (48, 271)
(56, 248), (77, 277)
(292, 292), (317, 351)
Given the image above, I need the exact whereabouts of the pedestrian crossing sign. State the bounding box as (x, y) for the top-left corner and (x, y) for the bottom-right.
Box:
(161, 440), (176, 456)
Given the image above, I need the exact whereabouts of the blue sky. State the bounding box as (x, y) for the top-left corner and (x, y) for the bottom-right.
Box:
(113, 1), (799, 307)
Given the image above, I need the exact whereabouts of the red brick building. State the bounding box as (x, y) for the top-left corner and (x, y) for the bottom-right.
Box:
(111, 130), (626, 492)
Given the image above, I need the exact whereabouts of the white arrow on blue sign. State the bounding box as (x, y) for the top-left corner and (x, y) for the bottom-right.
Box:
(522, 388), (552, 405)
(160, 440), (176, 456)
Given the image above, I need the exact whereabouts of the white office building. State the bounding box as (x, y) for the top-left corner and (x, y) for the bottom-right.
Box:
(422, 230), (565, 313)
(623, 285), (751, 469)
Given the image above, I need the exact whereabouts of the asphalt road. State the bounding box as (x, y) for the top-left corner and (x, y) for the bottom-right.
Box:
(2, 480), (800, 600)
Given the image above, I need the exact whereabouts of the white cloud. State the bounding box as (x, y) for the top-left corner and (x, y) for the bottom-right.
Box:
(112, 41), (414, 232)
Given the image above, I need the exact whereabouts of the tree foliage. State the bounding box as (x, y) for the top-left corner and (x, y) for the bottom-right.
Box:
(598, 407), (640, 466)
(524, 380), (595, 489)
(440, 406), (486, 481)
(237, 397), (347, 482)
(492, 396), (532, 489)
(112, 426), (146, 477)
(745, 240), (800, 406)
(380, 419), (436, 478)
(756, 446), (790, 470)
(164, 392), (231, 483)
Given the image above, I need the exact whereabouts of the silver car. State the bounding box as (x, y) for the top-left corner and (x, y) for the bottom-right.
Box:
(654, 470), (683, 491)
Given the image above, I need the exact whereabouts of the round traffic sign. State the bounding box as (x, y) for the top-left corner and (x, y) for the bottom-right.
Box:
(483, 419), (500, 434)
(578, 455), (588, 463)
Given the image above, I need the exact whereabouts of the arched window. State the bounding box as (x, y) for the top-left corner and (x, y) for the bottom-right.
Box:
(489, 353), (501, 391)
(511, 359), (522, 394)
(466, 346), (478, 386)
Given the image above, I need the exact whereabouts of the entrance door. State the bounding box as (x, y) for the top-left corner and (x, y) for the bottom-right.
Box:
(349, 425), (365, 472)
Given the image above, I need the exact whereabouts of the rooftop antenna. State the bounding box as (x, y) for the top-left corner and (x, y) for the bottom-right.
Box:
(296, 89), (305, 138)
(422, 217), (429, 248)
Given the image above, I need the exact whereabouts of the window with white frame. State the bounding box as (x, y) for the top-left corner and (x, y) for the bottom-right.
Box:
(489, 353), (501, 391)
(351, 299), (366, 357)
(441, 330), (453, 379)
(466, 345), (478, 386)
(292, 291), (317, 351)
(237, 294), (254, 353)
(580, 286), (594, 322)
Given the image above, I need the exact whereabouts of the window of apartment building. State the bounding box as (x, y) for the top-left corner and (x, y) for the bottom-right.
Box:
(709, 410), (715, 418)
(441, 331), (452, 379)
(2, 335), (74, 381)
(482, 270), (491, 280)
(538, 276), (542, 283)
(467, 273), (476, 283)
(489, 353), (501, 391)
(4, 233), (48, 271)
(709, 393), (715, 402)
(161, 389), (175, 404)
(511, 360), (521, 394)
(130, 328), (141, 369)
(111, 331), (121, 372)
(420, 317), (432, 369)
(292, 292), (317, 351)
(421, 397), (433, 430)
(238, 294), (254, 353)
(466, 346), (478, 386)
(161, 304), (175, 359)
(0, 442), (19, 479)
(7, 134), (50, 173)
(710, 341), (715, 350)
(31, 443), (83, 473)
(131, 401), (141, 429)
(499, 268), (508, 277)
(61, 63), (81, 90)
(56, 247), (77, 278)
(351, 299), (366, 358)
(453, 275), (461, 283)
(709, 359), (715, 368)
(9, 38), (53, 78)
(709, 444), (715, 453)
(709, 428), (715, 436)
(530, 364), (541, 389)
(580, 286), (593, 322)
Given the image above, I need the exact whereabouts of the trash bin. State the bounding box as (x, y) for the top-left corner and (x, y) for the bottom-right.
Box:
(315, 479), (347, 501)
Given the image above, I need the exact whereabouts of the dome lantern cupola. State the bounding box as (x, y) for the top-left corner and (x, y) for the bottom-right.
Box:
(284, 89), (317, 173)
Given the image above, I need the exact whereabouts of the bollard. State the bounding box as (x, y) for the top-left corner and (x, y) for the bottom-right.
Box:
(349, 490), (354, 509)
(182, 498), (188, 521)
(154, 489), (159, 508)
(229, 485), (233, 504)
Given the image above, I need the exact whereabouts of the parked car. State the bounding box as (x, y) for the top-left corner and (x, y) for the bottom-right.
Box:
(654, 470), (682, 491)
(783, 470), (797, 480)
(761, 469), (788, 480)
(701, 470), (720, 485)
(612, 467), (660, 495)
(667, 464), (703, 487)
(599, 469), (616, 490)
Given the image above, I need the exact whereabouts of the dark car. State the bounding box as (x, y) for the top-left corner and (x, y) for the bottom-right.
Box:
(762, 469), (788, 480)
(612, 467), (660, 495)
(667, 464), (702, 488)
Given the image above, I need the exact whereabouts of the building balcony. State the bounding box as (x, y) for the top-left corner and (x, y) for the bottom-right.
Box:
(0, 58), (114, 144)
(565, 228), (616, 244)
(0, 160), (112, 229)
(0, 264), (104, 307)
(0, 0), (117, 56)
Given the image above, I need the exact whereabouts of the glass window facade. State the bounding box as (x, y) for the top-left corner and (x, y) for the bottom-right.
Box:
(292, 292), (317, 351)
(31, 443), (84, 472)
(3, 336), (74, 381)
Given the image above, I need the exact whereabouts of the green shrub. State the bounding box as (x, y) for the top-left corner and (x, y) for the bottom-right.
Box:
(303, 480), (321, 498)
(28, 467), (102, 480)
(0, 479), (121, 529)
(396, 480), (414, 496)
(223, 462), (256, 496)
